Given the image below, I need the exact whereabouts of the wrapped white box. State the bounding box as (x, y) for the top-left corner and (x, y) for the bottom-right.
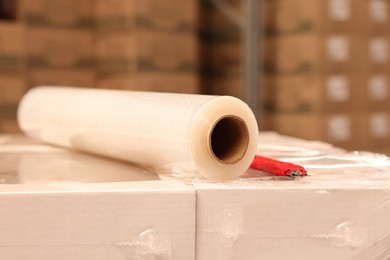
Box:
(195, 182), (390, 259)
(0, 136), (195, 260)
(1, 133), (390, 259)
(195, 133), (390, 260)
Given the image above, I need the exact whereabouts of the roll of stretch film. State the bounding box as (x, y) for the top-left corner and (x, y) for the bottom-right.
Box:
(18, 87), (258, 181)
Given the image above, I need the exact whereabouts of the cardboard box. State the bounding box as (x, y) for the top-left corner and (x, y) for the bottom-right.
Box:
(2, 134), (390, 259)
(201, 0), (361, 35)
(361, 0), (390, 33)
(0, 22), (25, 71)
(266, 0), (363, 35)
(97, 73), (199, 94)
(96, 32), (197, 73)
(358, 73), (390, 111)
(18, 0), (93, 29)
(194, 177), (390, 260)
(201, 40), (240, 77)
(26, 28), (94, 70)
(368, 146), (390, 155)
(201, 0), (362, 36)
(375, 148), (390, 155)
(28, 70), (95, 88)
(0, 119), (20, 133)
(203, 76), (243, 99)
(264, 33), (361, 75)
(267, 113), (366, 150)
(94, 0), (197, 34)
(365, 111), (390, 150)
(204, 33), (360, 76)
(0, 102), (18, 120)
(360, 35), (390, 73)
(0, 182), (195, 259)
(202, 76), (272, 103)
(0, 0), (17, 20)
(199, 0), (245, 34)
(0, 75), (25, 131)
(0, 138), (195, 259)
(0, 74), (27, 104)
(264, 74), (359, 113)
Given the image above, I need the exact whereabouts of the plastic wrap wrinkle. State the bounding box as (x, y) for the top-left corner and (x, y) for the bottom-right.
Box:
(374, 196), (390, 210)
(257, 132), (390, 167)
(257, 132), (336, 158)
(116, 229), (172, 260)
(17, 87), (258, 181)
(354, 232), (390, 260)
(0, 229), (172, 259)
(17, 153), (160, 183)
(203, 208), (243, 248)
(312, 221), (369, 249)
(0, 150), (160, 184)
(235, 132), (390, 190)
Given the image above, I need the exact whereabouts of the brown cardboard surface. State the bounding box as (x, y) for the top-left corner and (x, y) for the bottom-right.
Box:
(0, 119), (21, 133)
(202, 76), (272, 104)
(26, 28), (94, 70)
(360, 0), (390, 33)
(0, 74), (27, 104)
(199, 0), (242, 33)
(28, 70), (95, 88)
(0, 102), (18, 121)
(94, 0), (198, 33)
(18, 0), (93, 29)
(201, 0), (363, 36)
(97, 72), (199, 94)
(364, 111), (390, 150)
(267, 112), (366, 150)
(0, 22), (26, 71)
(0, 73), (25, 134)
(204, 33), (361, 77)
(264, 33), (361, 75)
(269, 0), (363, 35)
(264, 74), (358, 113)
(359, 35), (390, 73)
(357, 73), (390, 111)
(203, 76), (244, 99)
(96, 32), (198, 73)
(201, 40), (240, 77)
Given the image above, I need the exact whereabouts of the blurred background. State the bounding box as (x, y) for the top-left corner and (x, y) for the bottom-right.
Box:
(0, 0), (389, 155)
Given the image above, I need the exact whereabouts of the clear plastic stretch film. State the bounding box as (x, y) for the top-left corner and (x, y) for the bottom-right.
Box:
(17, 87), (258, 181)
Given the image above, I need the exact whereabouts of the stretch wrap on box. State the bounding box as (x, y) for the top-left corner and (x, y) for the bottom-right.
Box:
(17, 87), (258, 181)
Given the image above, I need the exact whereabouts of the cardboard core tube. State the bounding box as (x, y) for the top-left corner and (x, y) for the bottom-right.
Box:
(210, 116), (249, 164)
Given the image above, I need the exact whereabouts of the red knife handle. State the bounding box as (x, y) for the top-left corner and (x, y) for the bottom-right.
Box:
(250, 155), (307, 177)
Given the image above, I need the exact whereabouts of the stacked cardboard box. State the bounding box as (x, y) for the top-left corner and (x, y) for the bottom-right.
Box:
(199, 0), (273, 103)
(0, 0), (200, 133)
(201, 0), (390, 152)
(18, 0), (95, 88)
(199, 0), (241, 97)
(94, 0), (199, 94)
(0, 21), (26, 133)
(264, 0), (390, 152)
(360, 34), (390, 154)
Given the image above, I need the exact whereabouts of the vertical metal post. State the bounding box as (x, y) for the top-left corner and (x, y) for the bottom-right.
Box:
(241, 0), (260, 126)
(210, 0), (261, 126)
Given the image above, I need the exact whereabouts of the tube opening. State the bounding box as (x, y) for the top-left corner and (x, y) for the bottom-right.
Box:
(210, 116), (249, 164)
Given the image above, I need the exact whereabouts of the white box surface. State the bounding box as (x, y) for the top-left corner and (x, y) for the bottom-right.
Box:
(195, 133), (390, 260)
(1, 133), (390, 260)
(0, 136), (195, 260)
